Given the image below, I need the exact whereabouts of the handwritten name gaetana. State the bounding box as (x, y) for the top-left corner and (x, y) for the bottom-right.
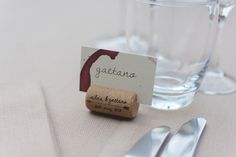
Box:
(95, 66), (136, 79)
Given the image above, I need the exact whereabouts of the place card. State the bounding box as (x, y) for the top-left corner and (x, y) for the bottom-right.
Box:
(80, 46), (157, 104)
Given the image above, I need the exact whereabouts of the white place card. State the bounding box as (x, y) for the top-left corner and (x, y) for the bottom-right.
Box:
(80, 46), (156, 105)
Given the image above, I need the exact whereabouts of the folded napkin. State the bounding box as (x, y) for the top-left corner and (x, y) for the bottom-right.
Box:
(0, 82), (59, 157)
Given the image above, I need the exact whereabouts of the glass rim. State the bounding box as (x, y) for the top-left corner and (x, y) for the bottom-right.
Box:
(139, 0), (217, 6)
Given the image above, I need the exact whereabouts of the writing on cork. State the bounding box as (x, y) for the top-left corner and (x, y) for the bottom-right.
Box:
(85, 85), (139, 119)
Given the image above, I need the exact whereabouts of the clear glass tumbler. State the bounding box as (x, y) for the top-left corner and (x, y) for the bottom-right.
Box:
(126, 0), (219, 110)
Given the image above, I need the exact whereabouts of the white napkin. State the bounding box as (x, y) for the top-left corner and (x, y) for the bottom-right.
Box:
(0, 82), (59, 157)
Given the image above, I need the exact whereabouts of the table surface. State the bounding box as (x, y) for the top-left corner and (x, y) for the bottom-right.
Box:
(1, 0), (236, 156)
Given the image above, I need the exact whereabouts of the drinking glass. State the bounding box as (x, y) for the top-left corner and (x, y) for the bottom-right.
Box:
(199, 0), (236, 95)
(126, 0), (219, 110)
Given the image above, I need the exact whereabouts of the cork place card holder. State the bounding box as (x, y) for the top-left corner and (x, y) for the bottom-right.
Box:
(80, 46), (156, 105)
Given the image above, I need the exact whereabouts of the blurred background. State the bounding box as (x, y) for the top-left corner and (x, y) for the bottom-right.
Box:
(0, 0), (235, 85)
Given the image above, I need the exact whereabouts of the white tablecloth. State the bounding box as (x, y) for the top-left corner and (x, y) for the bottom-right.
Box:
(0, 0), (236, 156)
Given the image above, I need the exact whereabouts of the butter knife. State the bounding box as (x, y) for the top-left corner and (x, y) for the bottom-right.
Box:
(160, 118), (207, 157)
(124, 126), (170, 157)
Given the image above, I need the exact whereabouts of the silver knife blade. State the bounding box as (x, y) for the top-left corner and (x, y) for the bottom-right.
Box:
(124, 126), (170, 157)
(160, 118), (207, 157)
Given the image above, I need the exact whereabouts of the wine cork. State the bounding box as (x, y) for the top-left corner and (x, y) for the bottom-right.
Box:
(86, 85), (139, 119)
